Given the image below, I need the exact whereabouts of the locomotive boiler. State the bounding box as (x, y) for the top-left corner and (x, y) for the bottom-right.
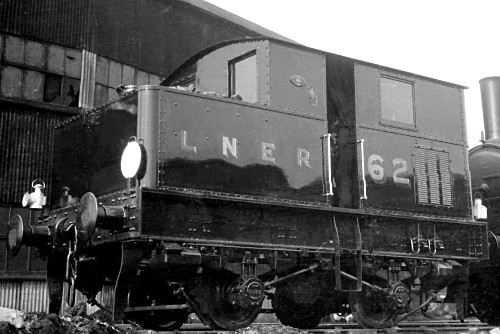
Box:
(468, 76), (500, 325)
(7, 38), (487, 330)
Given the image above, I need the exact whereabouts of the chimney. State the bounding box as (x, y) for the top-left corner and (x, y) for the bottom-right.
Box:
(479, 76), (500, 141)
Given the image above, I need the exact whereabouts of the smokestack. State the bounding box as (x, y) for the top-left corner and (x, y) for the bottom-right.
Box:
(479, 76), (500, 141)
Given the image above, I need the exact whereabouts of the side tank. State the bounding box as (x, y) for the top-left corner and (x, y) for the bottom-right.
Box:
(469, 76), (500, 233)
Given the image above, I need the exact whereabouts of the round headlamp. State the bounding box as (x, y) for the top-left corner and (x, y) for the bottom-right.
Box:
(120, 138), (146, 179)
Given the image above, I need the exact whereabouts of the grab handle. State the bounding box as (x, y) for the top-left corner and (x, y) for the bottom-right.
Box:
(358, 139), (367, 200)
(323, 134), (334, 196)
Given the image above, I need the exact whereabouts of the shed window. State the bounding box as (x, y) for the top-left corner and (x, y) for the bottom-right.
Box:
(229, 51), (257, 103)
(380, 76), (415, 126)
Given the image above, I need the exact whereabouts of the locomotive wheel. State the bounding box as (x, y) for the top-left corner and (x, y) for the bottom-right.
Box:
(349, 285), (398, 329)
(195, 275), (262, 330)
(273, 282), (324, 329)
(469, 271), (500, 325)
(127, 272), (188, 331)
(130, 310), (188, 331)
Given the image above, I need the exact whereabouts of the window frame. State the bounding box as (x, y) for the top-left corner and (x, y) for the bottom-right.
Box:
(379, 74), (417, 131)
(228, 50), (258, 103)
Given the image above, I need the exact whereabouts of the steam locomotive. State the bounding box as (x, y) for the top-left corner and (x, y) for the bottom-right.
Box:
(7, 38), (489, 330)
(468, 76), (500, 326)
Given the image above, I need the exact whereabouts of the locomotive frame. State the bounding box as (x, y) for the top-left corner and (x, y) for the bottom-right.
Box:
(7, 38), (489, 330)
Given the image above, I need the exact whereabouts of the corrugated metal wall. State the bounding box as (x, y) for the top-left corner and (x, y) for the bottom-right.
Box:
(0, 0), (262, 77)
(0, 106), (64, 204)
(0, 279), (48, 312)
(0, 279), (114, 314)
(0, 279), (277, 322)
(0, 0), (92, 51)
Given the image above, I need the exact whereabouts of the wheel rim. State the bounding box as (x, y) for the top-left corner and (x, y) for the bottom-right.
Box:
(196, 277), (262, 330)
(127, 273), (188, 331)
(469, 272), (500, 325)
(128, 295), (188, 330)
(349, 288), (398, 328)
(273, 283), (323, 329)
(141, 311), (188, 330)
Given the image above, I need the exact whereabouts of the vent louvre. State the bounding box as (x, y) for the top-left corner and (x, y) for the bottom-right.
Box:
(414, 147), (453, 206)
(414, 149), (428, 203)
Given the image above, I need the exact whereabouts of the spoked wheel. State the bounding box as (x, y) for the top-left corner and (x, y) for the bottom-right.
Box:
(273, 282), (324, 329)
(127, 272), (189, 331)
(194, 274), (263, 330)
(469, 271), (500, 325)
(349, 285), (399, 329)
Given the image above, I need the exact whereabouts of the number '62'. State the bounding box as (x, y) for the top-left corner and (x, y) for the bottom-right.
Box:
(367, 154), (411, 187)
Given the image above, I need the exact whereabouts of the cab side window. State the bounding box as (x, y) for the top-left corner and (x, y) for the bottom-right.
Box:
(228, 51), (257, 103)
(380, 76), (415, 127)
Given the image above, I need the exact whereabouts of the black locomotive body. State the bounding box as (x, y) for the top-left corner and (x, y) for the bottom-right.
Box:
(468, 76), (500, 325)
(7, 38), (487, 330)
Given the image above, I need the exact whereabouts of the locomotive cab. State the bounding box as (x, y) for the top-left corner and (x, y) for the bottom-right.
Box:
(324, 57), (472, 217)
(164, 39), (327, 118)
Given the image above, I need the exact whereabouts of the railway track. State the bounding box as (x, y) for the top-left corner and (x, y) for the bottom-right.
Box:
(116, 320), (497, 334)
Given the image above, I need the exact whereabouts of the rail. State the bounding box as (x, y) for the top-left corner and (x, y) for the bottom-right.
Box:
(115, 319), (496, 334)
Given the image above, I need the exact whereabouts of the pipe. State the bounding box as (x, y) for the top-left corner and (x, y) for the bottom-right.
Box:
(479, 76), (500, 141)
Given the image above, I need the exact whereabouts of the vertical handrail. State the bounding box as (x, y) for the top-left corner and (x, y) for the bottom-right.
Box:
(323, 133), (333, 196)
(358, 139), (367, 200)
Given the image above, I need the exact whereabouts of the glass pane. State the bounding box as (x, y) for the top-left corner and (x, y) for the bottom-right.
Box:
(95, 84), (109, 106)
(23, 70), (44, 101)
(65, 49), (82, 78)
(43, 74), (62, 103)
(95, 56), (109, 85)
(148, 74), (161, 85)
(4, 35), (25, 64)
(230, 53), (257, 103)
(48, 45), (65, 74)
(25, 40), (45, 68)
(109, 60), (122, 88)
(380, 77), (414, 125)
(136, 71), (148, 85)
(1, 66), (23, 97)
(0, 34), (3, 62)
(123, 64), (135, 84)
(0, 239), (5, 269)
(108, 87), (119, 101)
(62, 77), (80, 107)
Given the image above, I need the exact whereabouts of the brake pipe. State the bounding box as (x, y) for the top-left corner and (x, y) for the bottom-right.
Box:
(331, 266), (385, 292)
(264, 263), (320, 288)
(398, 291), (437, 322)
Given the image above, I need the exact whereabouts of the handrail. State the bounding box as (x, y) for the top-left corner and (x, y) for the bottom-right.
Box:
(323, 133), (334, 196)
(358, 139), (367, 200)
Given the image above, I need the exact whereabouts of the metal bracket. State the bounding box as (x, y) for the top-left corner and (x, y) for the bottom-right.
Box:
(334, 217), (363, 292)
(175, 287), (211, 325)
(398, 291), (437, 322)
(82, 109), (95, 126)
